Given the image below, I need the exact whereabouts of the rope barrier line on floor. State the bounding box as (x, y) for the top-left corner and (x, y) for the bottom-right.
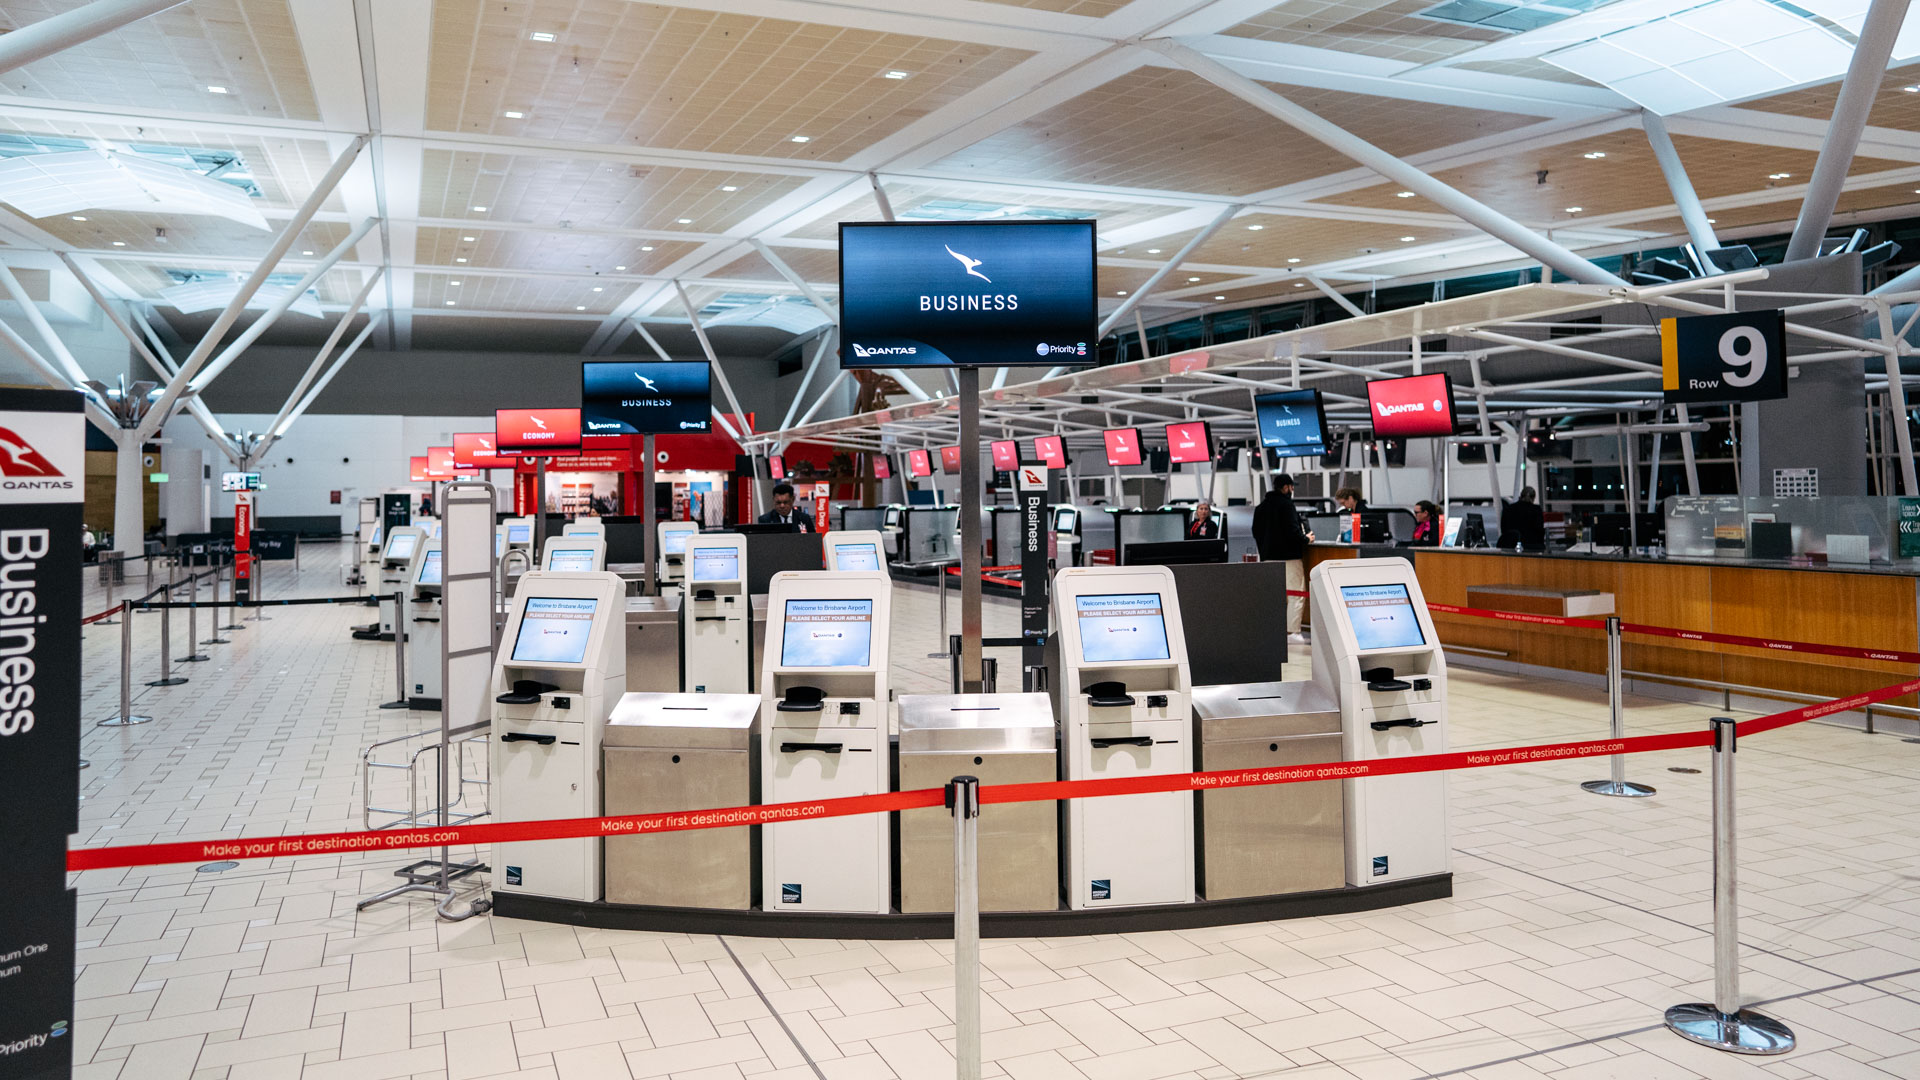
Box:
(66, 676), (1920, 874)
(126, 594), (371, 611)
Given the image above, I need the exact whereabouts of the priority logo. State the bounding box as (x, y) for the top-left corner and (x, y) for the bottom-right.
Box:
(0, 426), (61, 477)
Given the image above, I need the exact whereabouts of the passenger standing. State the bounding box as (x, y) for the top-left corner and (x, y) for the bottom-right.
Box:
(1252, 473), (1314, 641)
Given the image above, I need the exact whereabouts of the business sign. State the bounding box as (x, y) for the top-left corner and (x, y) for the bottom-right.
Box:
(580, 360), (712, 434)
(1254, 388), (1329, 453)
(0, 388), (81, 1080)
(1103, 427), (1142, 467)
(1661, 310), (1788, 404)
(839, 220), (1097, 368)
(990, 440), (1019, 472)
(1016, 464), (1050, 670)
(495, 408), (583, 455)
(906, 449), (932, 478)
(1165, 421), (1214, 465)
(453, 432), (518, 470)
(1035, 435), (1068, 470)
(939, 445), (963, 474)
(1367, 373), (1458, 438)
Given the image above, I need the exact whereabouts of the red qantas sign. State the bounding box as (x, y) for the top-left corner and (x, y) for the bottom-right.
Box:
(939, 445), (963, 474)
(427, 446), (465, 476)
(770, 454), (786, 480)
(0, 425), (61, 476)
(1367, 373), (1457, 438)
(495, 408), (583, 454)
(1164, 421), (1213, 465)
(906, 449), (932, 478)
(990, 440), (1018, 471)
(1103, 427), (1142, 467)
(1034, 435), (1067, 470)
(872, 454), (891, 480)
(453, 432), (518, 469)
(409, 455), (431, 482)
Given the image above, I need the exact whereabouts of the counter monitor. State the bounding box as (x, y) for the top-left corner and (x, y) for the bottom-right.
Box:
(939, 445), (963, 474)
(663, 529), (693, 554)
(580, 359), (710, 435)
(1103, 427), (1143, 467)
(770, 454), (786, 480)
(383, 532), (418, 562)
(1074, 592), (1171, 664)
(1341, 583), (1427, 651)
(780, 598), (874, 668)
(1366, 373), (1458, 439)
(418, 548), (443, 585)
(906, 449), (933, 478)
(507, 524), (531, 544)
(690, 546), (740, 582)
(872, 455), (891, 480)
(832, 542), (881, 572)
(546, 547), (596, 573)
(1164, 421), (1214, 465)
(1035, 435), (1068, 469)
(990, 440), (1018, 471)
(510, 596), (599, 664)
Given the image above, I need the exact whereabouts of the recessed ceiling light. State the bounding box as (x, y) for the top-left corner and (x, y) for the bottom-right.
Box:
(1246, 224), (1264, 231)
(206, 86), (228, 94)
(882, 70), (912, 80)
(615, 265), (627, 270)
(1583, 151), (1607, 159)
(1213, 295), (1226, 300)
(301, 249), (313, 255)
(790, 135), (811, 143)
(1400, 236), (1416, 242)
(450, 280), (461, 286)
(720, 185), (738, 192)
(1294, 282), (1306, 287)
(111, 240), (124, 246)
(462, 235), (476, 242)
(1706, 217), (1717, 224)
(529, 31), (556, 42)
(676, 218), (693, 224)
(1117, 290), (1127, 295)
(1906, 85), (1919, 92)
(575, 305), (586, 310)
(1564, 206), (1582, 213)
(640, 246), (653, 251)
(472, 206), (487, 212)
(70, 215), (85, 221)
(445, 300), (456, 306)
(503, 111), (524, 119)
(1395, 191), (1416, 198)
(1187, 276), (1201, 282)
(1768, 172), (1791, 180)
(592, 286), (603, 292)
(1146, 248), (1161, 254)
(455, 257), (468, 263)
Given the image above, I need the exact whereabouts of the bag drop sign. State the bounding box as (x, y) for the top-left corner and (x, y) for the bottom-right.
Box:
(1661, 309), (1788, 404)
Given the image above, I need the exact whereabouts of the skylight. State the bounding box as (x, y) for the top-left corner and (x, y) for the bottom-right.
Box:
(1417, 1), (1610, 35)
(0, 149), (268, 229)
(161, 271), (322, 319)
(896, 199), (1100, 222)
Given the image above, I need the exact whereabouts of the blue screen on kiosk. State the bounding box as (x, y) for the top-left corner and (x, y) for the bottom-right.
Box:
(1341, 584), (1426, 651)
(546, 548), (596, 572)
(495, 532), (505, 556)
(383, 532), (417, 561)
(417, 549), (443, 585)
(780, 599), (874, 667)
(1074, 593), (1171, 664)
(833, 543), (881, 571)
(664, 529), (693, 554)
(690, 546), (739, 582)
(511, 597), (598, 664)
(508, 524), (530, 544)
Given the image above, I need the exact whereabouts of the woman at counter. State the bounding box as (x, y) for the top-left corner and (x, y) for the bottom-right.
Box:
(1409, 501), (1441, 546)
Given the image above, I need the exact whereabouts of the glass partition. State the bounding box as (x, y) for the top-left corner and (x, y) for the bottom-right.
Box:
(1664, 495), (1920, 566)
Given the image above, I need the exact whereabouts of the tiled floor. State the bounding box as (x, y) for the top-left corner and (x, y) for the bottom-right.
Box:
(68, 543), (1920, 1079)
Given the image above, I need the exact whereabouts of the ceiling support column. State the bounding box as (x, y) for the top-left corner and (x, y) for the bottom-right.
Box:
(1098, 203), (1242, 338)
(1641, 112), (1720, 271)
(190, 216), (378, 392)
(0, 0), (188, 76)
(1785, 0), (1913, 262)
(265, 269), (385, 443)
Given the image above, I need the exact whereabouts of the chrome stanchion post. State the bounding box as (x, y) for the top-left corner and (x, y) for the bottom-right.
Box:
(248, 554), (271, 621)
(380, 589), (410, 709)
(1665, 718), (1794, 1055)
(222, 560), (245, 631)
(100, 599), (152, 726)
(929, 562), (954, 660)
(948, 775), (981, 1080)
(180, 571), (210, 662)
(1585, 615), (1652, 797)
(147, 561), (186, 687)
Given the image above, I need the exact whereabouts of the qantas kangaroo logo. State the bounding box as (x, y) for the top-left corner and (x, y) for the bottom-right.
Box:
(945, 245), (990, 283)
(0, 426), (62, 477)
(633, 373), (660, 392)
(530, 415), (548, 430)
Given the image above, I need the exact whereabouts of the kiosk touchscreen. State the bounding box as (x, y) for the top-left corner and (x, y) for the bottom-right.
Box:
(377, 526), (426, 639)
(564, 520), (606, 539)
(1308, 557), (1449, 887)
(407, 544), (444, 707)
(683, 534), (751, 693)
(658, 521), (700, 586)
(1052, 566), (1195, 909)
(542, 536), (607, 573)
(759, 570), (892, 913)
(822, 530), (886, 572)
(490, 572), (628, 903)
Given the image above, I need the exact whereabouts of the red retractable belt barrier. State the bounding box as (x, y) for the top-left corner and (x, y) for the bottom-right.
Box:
(1620, 623), (1920, 665)
(81, 606), (119, 625)
(1426, 602), (1607, 629)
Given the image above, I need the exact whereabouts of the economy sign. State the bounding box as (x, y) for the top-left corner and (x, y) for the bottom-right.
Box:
(839, 221), (1096, 368)
(495, 408), (583, 455)
(1661, 310), (1788, 404)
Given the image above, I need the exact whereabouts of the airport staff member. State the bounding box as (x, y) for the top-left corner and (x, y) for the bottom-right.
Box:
(1187, 501), (1220, 540)
(1498, 486), (1547, 552)
(1335, 487), (1367, 513)
(1252, 474), (1313, 640)
(758, 482), (816, 532)
(1409, 500), (1441, 547)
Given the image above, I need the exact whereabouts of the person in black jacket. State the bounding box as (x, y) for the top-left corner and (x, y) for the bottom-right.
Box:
(1187, 501), (1221, 540)
(1498, 486), (1546, 551)
(1252, 474), (1314, 638)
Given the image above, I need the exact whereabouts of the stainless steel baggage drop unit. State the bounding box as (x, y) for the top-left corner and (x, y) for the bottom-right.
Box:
(624, 594), (682, 692)
(603, 692), (760, 908)
(1192, 681), (1346, 900)
(896, 694), (1058, 913)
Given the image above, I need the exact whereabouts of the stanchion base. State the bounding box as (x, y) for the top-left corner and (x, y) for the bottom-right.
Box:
(1664, 1004), (1794, 1055)
(179, 653), (211, 663)
(221, 623), (245, 631)
(1582, 779), (1657, 798)
(98, 714), (154, 726)
(145, 677), (187, 687)
(201, 637), (230, 645)
(247, 614), (272, 622)
(378, 699), (412, 710)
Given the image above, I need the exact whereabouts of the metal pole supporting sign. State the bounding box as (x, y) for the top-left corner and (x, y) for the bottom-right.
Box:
(99, 599), (152, 726)
(1583, 616), (1653, 797)
(948, 775), (981, 1080)
(1664, 718), (1794, 1054)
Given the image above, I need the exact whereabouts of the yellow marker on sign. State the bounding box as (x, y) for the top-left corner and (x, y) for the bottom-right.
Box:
(1660, 317), (1679, 391)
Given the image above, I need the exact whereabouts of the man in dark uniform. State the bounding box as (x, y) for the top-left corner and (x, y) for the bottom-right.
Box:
(1252, 474), (1313, 639)
(757, 482), (815, 532)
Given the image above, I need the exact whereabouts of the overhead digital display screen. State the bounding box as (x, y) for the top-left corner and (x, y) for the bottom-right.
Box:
(1341, 584), (1426, 651)
(770, 454), (786, 480)
(454, 432), (519, 469)
(839, 221), (1096, 368)
(221, 471), (260, 491)
(409, 456), (430, 482)
(833, 542), (881, 572)
(510, 597), (598, 664)
(939, 445), (963, 474)
(990, 440), (1018, 471)
(581, 360), (711, 435)
(1367, 373), (1458, 439)
(1074, 592), (1171, 664)
(546, 547), (597, 573)
(1103, 427), (1142, 467)
(417, 548), (443, 585)
(780, 598), (874, 668)
(1035, 435), (1067, 470)
(872, 455), (891, 480)
(906, 449), (932, 478)
(1254, 389), (1329, 454)
(1164, 421), (1214, 465)
(495, 408), (583, 455)
(690, 546), (740, 582)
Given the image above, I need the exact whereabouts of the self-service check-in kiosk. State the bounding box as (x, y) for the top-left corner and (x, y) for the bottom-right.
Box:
(490, 572), (627, 903)
(504, 517), (534, 554)
(564, 520), (605, 539)
(658, 522), (699, 587)
(1309, 556), (1449, 887)
(377, 526), (425, 639)
(683, 534), (750, 694)
(542, 536), (607, 573)
(822, 530), (886, 572)
(408, 543), (445, 707)
(760, 570), (891, 913)
(1053, 565), (1195, 909)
